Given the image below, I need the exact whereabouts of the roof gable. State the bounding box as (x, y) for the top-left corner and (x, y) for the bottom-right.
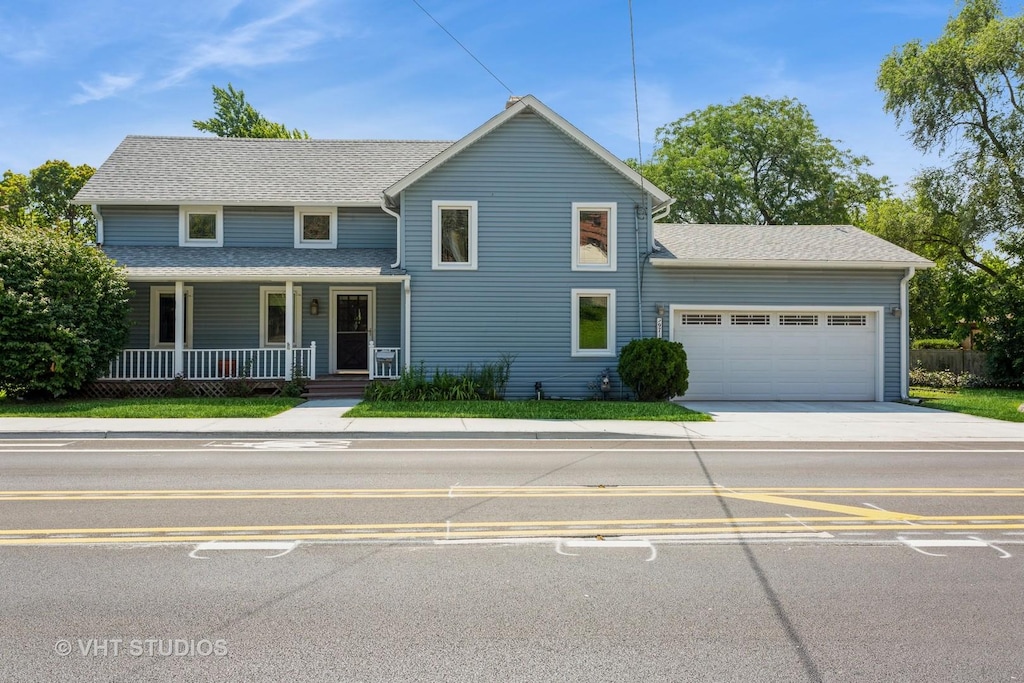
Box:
(383, 95), (671, 208)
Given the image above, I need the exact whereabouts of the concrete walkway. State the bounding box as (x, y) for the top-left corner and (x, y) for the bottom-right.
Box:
(2, 400), (1024, 441)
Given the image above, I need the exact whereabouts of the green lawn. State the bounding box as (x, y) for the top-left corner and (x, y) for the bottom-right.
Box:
(346, 400), (711, 421)
(0, 397), (304, 418)
(910, 387), (1024, 422)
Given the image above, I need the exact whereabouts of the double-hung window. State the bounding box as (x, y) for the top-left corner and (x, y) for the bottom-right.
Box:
(571, 202), (616, 271)
(149, 286), (193, 348)
(179, 206), (223, 246)
(294, 207), (337, 249)
(571, 289), (616, 357)
(432, 200), (478, 270)
(259, 286), (302, 347)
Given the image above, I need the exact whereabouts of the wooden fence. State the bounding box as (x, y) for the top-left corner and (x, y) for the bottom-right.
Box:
(910, 349), (989, 376)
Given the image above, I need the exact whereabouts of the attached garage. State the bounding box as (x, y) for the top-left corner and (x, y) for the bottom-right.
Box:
(645, 224), (934, 402)
(671, 307), (882, 400)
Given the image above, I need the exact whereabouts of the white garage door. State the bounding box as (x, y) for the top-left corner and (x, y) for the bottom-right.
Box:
(672, 309), (879, 400)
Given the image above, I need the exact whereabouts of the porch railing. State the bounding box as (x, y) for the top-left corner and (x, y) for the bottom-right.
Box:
(104, 344), (316, 381)
(369, 342), (401, 380)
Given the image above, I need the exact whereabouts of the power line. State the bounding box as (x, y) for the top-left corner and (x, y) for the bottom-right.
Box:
(628, 0), (646, 198)
(411, 0), (514, 95)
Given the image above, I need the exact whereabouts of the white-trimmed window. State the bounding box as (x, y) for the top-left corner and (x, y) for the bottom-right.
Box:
(572, 202), (616, 271)
(149, 286), (193, 348)
(294, 207), (337, 249)
(571, 289), (616, 357)
(259, 286), (303, 347)
(179, 206), (223, 246)
(432, 200), (478, 270)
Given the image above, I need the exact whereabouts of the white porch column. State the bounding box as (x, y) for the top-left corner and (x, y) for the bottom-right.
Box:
(173, 280), (184, 377)
(285, 280), (295, 379)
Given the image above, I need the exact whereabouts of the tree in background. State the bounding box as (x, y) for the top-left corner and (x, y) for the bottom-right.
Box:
(635, 95), (890, 225)
(876, 0), (1024, 382)
(0, 224), (130, 398)
(193, 84), (310, 139)
(0, 161), (95, 239)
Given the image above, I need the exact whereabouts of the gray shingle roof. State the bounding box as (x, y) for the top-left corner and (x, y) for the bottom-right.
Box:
(653, 223), (933, 268)
(102, 246), (404, 280)
(76, 136), (454, 204)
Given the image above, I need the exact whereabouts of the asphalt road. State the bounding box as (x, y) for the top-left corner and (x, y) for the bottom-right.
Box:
(1, 437), (1023, 682)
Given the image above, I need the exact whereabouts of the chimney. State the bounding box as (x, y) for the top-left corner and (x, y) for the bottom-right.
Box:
(505, 95), (523, 109)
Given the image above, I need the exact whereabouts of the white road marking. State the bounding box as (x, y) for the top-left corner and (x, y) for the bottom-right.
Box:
(189, 540), (298, 559)
(899, 536), (1013, 558)
(556, 538), (657, 561)
(0, 442), (72, 448)
(213, 440), (352, 451)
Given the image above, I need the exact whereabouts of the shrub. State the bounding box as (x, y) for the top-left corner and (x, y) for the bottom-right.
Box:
(363, 354), (516, 401)
(617, 337), (689, 401)
(0, 225), (131, 397)
(911, 339), (961, 350)
(985, 282), (1024, 387)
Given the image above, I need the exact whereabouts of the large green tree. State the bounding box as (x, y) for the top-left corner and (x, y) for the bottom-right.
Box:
(637, 95), (889, 225)
(876, 0), (1024, 381)
(193, 84), (310, 139)
(0, 225), (131, 397)
(0, 161), (96, 238)
(878, 0), (1024, 259)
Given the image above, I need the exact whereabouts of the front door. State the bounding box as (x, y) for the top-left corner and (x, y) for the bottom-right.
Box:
(335, 293), (369, 372)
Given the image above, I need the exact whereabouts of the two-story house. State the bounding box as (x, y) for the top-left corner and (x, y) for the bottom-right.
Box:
(75, 95), (931, 401)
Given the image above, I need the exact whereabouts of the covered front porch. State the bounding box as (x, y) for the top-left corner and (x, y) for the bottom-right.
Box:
(99, 246), (409, 384)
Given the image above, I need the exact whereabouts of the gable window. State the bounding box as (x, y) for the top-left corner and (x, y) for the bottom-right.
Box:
(179, 206), (223, 247)
(571, 289), (616, 357)
(432, 200), (478, 270)
(260, 286), (302, 347)
(149, 286), (193, 348)
(294, 207), (338, 249)
(572, 202), (616, 271)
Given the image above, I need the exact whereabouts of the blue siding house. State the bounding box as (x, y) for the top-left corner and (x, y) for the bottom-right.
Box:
(76, 95), (931, 401)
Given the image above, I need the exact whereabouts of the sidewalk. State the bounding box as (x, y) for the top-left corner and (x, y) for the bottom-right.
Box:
(2, 400), (1024, 441)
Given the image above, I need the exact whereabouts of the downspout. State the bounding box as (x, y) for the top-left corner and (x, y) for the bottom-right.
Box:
(381, 198), (401, 270)
(899, 267), (915, 400)
(91, 204), (104, 245)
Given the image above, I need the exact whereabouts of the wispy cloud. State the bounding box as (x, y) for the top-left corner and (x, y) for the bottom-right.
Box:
(157, 0), (323, 88)
(71, 73), (140, 104)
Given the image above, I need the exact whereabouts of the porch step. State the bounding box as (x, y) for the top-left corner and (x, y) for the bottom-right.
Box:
(301, 375), (372, 399)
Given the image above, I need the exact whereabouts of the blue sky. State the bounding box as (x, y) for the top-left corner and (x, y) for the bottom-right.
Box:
(1, 0), (959, 190)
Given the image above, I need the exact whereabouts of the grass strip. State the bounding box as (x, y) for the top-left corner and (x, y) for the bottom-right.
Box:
(0, 397), (304, 418)
(910, 387), (1024, 422)
(346, 400), (710, 421)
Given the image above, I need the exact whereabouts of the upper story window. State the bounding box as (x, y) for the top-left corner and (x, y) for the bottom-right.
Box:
(432, 200), (478, 270)
(179, 206), (223, 247)
(294, 207), (338, 249)
(571, 202), (616, 271)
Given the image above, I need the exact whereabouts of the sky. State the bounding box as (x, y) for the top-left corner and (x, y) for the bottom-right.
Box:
(0, 0), (965, 191)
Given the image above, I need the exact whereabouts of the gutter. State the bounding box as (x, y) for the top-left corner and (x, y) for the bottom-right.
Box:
(899, 266), (915, 400)
(380, 197), (402, 270)
(650, 258), (931, 270)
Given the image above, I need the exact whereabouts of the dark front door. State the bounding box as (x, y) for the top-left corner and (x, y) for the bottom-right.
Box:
(336, 294), (369, 371)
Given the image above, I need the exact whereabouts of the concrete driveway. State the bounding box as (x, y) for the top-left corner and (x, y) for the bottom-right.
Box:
(676, 400), (1024, 441)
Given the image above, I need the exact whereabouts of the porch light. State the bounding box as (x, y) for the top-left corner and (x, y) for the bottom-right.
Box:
(890, 304), (901, 318)
(310, 298), (320, 316)
(656, 304), (665, 317)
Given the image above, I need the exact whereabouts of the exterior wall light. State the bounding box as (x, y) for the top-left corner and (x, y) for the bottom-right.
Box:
(310, 298), (320, 316)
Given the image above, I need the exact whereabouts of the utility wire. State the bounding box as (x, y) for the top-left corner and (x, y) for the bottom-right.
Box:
(628, 0), (646, 197)
(411, 0), (514, 95)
